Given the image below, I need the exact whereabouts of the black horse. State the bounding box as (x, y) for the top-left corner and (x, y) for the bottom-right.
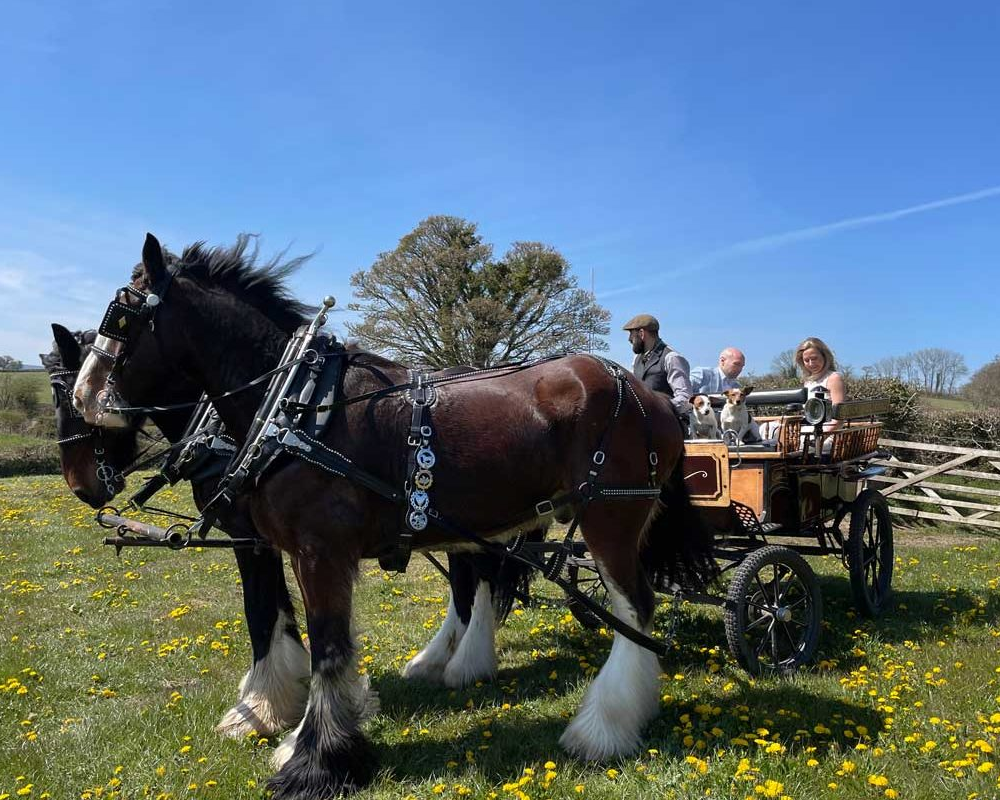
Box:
(44, 322), (312, 737)
(74, 234), (715, 799)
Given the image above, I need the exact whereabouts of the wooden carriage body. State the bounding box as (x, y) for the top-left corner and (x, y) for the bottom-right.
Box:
(684, 409), (885, 533)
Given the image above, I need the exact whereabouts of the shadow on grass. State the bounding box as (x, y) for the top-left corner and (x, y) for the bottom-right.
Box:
(373, 682), (886, 784)
(812, 574), (1000, 667)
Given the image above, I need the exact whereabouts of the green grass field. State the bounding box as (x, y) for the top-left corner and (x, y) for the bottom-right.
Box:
(1, 371), (51, 407)
(2, 474), (999, 800)
(919, 394), (973, 412)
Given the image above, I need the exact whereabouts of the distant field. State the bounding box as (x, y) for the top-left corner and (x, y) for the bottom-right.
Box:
(3, 370), (52, 406)
(919, 394), (973, 411)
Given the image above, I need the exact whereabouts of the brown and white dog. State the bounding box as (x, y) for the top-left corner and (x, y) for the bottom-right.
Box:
(689, 394), (720, 439)
(720, 386), (754, 444)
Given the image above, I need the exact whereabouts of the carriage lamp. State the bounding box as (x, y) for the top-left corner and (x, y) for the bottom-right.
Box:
(803, 388), (832, 426)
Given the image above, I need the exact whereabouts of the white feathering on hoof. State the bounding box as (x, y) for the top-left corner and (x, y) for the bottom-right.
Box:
(272, 705), (306, 770)
(559, 578), (661, 760)
(271, 654), (376, 770)
(216, 612), (310, 738)
(402, 594), (467, 682)
(443, 581), (498, 688)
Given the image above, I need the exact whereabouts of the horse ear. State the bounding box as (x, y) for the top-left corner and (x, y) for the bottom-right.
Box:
(51, 323), (82, 370)
(142, 232), (166, 284)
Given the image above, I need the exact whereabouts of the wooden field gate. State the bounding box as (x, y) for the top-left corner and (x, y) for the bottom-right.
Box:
(871, 438), (1000, 531)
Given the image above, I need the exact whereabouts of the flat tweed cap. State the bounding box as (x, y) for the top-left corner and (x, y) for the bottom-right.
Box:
(622, 313), (659, 332)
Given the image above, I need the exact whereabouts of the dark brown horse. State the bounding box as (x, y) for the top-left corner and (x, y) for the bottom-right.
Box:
(74, 234), (715, 799)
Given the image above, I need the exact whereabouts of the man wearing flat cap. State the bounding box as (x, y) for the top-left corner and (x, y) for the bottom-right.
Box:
(623, 314), (693, 419)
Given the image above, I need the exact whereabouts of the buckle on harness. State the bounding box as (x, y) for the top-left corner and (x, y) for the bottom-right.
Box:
(277, 428), (312, 452)
(535, 499), (555, 517)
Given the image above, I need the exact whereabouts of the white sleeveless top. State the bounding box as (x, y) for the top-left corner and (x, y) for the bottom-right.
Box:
(804, 371), (834, 397)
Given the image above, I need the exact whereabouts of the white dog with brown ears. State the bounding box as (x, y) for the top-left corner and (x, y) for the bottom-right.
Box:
(720, 386), (754, 444)
(688, 395), (720, 439)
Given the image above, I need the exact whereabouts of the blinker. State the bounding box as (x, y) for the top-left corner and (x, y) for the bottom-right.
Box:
(98, 300), (140, 343)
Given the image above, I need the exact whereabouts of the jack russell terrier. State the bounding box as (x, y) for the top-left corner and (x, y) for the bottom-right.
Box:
(689, 394), (720, 439)
(720, 386), (755, 444)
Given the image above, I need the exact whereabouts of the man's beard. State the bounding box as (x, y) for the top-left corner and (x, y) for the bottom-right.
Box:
(631, 339), (645, 355)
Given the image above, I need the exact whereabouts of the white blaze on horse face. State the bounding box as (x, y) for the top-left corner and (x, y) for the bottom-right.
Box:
(73, 334), (127, 428)
(559, 569), (660, 760)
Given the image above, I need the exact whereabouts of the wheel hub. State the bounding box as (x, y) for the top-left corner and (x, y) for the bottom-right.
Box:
(774, 606), (792, 623)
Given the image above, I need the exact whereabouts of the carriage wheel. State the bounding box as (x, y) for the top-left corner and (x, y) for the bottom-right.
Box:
(565, 560), (610, 630)
(846, 489), (894, 617)
(724, 545), (822, 677)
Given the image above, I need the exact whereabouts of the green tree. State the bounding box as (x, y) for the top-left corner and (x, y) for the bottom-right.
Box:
(0, 355), (23, 371)
(348, 216), (610, 368)
(964, 355), (1000, 408)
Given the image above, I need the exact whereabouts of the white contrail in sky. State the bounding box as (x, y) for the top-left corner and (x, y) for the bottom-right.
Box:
(599, 184), (1000, 299)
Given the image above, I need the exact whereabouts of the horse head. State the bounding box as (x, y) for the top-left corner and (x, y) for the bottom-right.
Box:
(45, 323), (138, 507)
(73, 232), (311, 440)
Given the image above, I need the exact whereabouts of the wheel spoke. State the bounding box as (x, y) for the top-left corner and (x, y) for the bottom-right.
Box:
(754, 620), (775, 657)
(780, 621), (799, 653)
(745, 614), (771, 632)
(753, 575), (773, 607)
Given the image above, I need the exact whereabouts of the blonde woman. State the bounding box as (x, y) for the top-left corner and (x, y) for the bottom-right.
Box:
(796, 336), (845, 431)
(759, 337), (846, 441)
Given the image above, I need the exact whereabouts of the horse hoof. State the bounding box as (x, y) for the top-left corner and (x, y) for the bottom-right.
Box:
(442, 657), (497, 689)
(559, 720), (641, 761)
(216, 704), (269, 739)
(267, 733), (376, 799)
(401, 655), (447, 683)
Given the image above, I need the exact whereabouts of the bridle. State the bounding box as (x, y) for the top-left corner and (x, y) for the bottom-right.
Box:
(90, 270), (174, 418)
(87, 269), (319, 418)
(49, 366), (127, 498)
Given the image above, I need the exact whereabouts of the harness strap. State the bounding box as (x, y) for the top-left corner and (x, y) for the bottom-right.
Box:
(99, 355), (315, 415)
(280, 354), (568, 416)
(275, 428), (403, 503)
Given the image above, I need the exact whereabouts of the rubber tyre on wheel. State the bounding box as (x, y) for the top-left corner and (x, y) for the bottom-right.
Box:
(724, 545), (822, 677)
(846, 488), (894, 617)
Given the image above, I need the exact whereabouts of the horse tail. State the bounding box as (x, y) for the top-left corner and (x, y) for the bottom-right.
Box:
(641, 453), (718, 592)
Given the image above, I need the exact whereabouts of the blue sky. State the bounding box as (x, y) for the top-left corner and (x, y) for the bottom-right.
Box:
(1, 1), (998, 376)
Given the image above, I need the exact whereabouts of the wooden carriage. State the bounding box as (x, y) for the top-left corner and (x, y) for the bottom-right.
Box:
(675, 392), (893, 674)
(569, 389), (894, 677)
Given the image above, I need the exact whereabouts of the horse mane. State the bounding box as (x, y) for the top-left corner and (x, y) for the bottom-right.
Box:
(138, 235), (314, 335)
